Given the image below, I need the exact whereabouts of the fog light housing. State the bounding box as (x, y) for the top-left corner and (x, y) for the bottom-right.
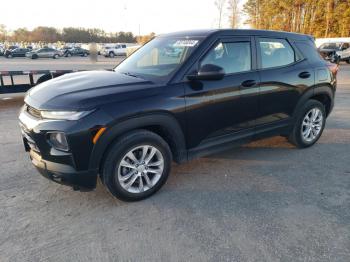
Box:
(48, 132), (69, 151)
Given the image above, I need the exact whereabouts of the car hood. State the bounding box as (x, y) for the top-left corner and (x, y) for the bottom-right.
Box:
(25, 70), (154, 110)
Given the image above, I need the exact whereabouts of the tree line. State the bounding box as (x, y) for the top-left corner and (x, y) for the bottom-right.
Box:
(0, 26), (137, 43)
(2, 1), (349, 43)
(243, 0), (350, 37)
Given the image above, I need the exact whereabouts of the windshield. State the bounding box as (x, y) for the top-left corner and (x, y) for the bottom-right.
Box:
(114, 37), (202, 81)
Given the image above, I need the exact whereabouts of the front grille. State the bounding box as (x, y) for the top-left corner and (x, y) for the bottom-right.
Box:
(26, 105), (41, 119)
(19, 123), (40, 152)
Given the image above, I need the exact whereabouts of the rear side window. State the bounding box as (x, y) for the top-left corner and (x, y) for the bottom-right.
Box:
(200, 41), (251, 74)
(295, 41), (324, 64)
(258, 38), (295, 69)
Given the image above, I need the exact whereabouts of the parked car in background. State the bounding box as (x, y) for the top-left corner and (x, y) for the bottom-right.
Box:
(335, 46), (350, 64)
(26, 48), (63, 59)
(63, 47), (89, 57)
(101, 44), (127, 57)
(19, 29), (337, 201)
(318, 42), (350, 63)
(4, 48), (31, 58)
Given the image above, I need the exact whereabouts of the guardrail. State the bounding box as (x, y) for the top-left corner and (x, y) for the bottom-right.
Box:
(0, 70), (78, 94)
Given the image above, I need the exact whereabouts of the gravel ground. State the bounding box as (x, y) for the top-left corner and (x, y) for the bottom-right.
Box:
(0, 64), (349, 262)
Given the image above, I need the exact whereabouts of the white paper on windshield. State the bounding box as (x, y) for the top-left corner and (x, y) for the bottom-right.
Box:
(173, 40), (199, 47)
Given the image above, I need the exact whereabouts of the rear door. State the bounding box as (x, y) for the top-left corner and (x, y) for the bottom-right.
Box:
(38, 48), (48, 58)
(184, 37), (259, 148)
(255, 37), (315, 129)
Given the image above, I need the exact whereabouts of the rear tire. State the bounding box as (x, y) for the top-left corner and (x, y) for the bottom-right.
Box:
(53, 54), (59, 59)
(102, 130), (172, 201)
(109, 52), (115, 58)
(32, 54), (38, 59)
(288, 99), (326, 148)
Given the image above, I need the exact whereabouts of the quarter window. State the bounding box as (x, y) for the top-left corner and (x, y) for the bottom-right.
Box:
(200, 41), (251, 74)
(258, 38), (295, 69)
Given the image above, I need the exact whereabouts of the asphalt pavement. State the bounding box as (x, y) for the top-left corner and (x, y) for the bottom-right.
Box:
(0, 62), (349, 262)
(0, 56), (122, 71)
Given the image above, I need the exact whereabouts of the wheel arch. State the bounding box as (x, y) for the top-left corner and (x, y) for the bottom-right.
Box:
(293, 85), (334, 118)
(89, 113), (187, 172)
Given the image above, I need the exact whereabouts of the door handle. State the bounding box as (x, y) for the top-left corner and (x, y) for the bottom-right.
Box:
(241, 80), (257, 88)
(298, 71), (311, 79)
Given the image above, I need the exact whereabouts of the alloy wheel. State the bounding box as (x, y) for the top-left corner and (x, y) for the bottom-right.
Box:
(301, 108), (323, 143)
(117, 145), (164, 194)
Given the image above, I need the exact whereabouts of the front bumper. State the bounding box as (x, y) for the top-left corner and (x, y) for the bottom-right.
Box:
(19, 109), (99, 191)
(29, 149), (97, 190)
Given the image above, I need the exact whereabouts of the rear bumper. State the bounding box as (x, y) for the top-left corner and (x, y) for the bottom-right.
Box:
(29, 149), (98, 191)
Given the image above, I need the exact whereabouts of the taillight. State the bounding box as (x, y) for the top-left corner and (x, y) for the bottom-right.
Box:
(326, 62), (338, 77)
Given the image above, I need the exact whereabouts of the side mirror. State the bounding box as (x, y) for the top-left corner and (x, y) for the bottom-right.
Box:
(187, 64), (225, 81)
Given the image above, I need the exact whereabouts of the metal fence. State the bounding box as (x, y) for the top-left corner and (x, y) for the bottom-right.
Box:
(0, 70), (77, 94)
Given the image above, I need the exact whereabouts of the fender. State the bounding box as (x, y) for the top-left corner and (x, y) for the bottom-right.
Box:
(292, 84), (334, 119)
(88, 113), (187, 170)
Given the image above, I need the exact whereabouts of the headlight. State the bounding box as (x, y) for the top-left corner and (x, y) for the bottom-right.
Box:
(40, 110), (93, 120)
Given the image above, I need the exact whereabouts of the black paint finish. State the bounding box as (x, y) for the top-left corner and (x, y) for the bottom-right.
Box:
(18, 29), (336, 190)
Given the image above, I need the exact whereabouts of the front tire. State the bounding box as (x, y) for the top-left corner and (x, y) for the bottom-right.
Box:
(109, 52), (115, 58)
(53, 54), (59, 59)
(102, 130), (172, 201)
(288, 99), (326, 148)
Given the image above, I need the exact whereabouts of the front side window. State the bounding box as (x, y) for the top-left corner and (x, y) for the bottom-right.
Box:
(115, 37), (202, 80)
(259, 38), (295, 69)
(342, 43), (349, 50)
(200, 41), (251, 74)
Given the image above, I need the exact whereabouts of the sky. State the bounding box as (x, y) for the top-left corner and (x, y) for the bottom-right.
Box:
(1, 0), (248, 35)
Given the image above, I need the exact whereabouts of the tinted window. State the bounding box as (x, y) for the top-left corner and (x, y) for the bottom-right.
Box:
(321, 43), (342, 50)
(295, 41), (324, 63)
(200, 41), (251, 74)
(115, 37), (202, 79)
(122, 45), (126, 48)
(259, 38), (295, 69)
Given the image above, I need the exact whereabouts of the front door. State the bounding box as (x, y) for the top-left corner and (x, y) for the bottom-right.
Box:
(184, 37), (259, 149)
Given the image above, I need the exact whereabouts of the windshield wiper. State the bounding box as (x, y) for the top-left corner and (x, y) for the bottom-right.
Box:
(121, 72), (140, 78)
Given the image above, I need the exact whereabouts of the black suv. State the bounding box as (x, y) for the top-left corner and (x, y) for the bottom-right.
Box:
(63, 47), (90, 57)
(4, 47), (31, 58)
(19, 29), (337, 201)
